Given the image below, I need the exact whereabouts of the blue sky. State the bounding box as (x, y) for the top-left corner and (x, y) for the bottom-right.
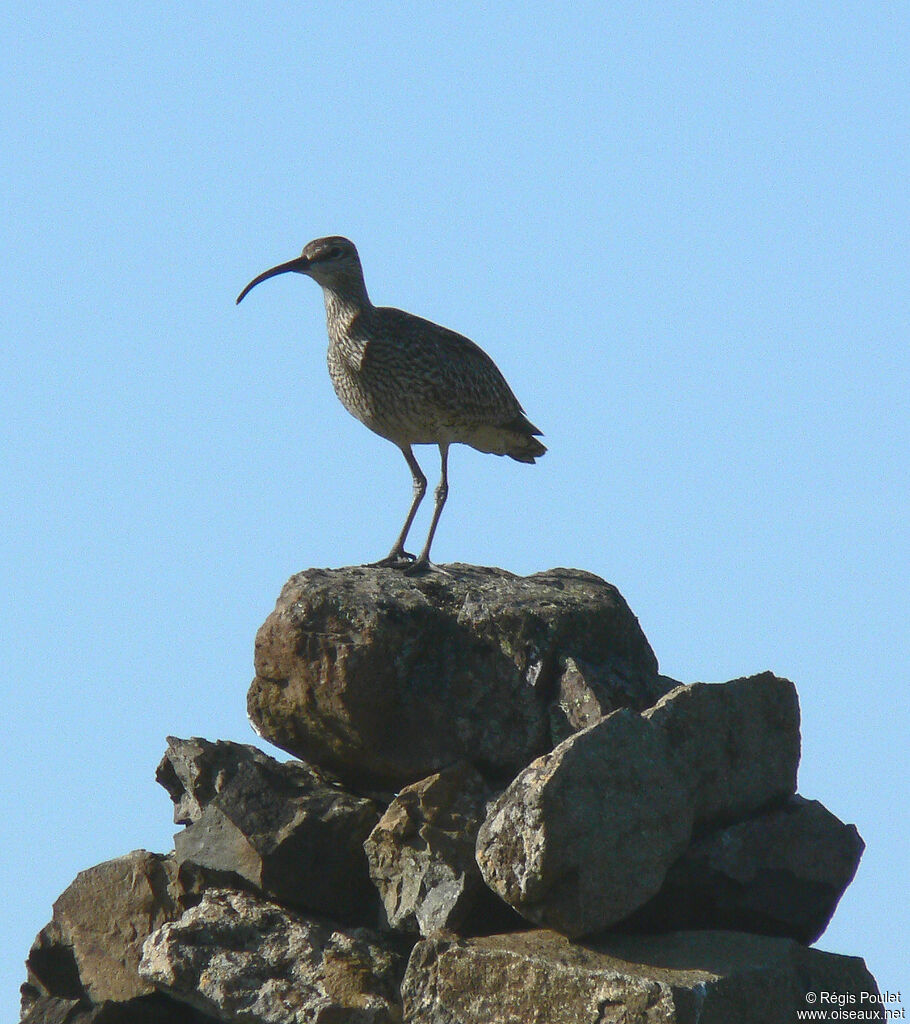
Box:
(2, 2), (907, 1014)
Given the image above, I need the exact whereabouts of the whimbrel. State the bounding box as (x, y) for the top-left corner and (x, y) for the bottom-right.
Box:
(237, 236), (545, 570)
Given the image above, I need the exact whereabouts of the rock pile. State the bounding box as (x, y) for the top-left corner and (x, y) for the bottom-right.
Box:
(20, 565), (879, 1023)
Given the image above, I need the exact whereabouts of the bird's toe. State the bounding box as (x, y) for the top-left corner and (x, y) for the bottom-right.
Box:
(368, 549), (417, 569)
(403, 558), (450, 577)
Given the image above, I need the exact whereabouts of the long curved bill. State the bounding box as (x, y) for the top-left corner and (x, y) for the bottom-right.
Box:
(236, 255), (309, 304)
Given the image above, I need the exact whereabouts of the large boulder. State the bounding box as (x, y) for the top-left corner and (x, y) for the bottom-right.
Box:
(248, 565), (659, 789)
(402, 929), (883, 1024)
(476, 709), (693, 937)
(618, 795), (865, 943)
(156, 736), (381, 923)
(139, 888), (406, 1024)
(364, 762), (519, 936)
(643, 672), (800, 825)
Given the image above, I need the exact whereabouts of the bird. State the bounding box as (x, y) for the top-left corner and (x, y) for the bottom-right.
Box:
(236, 236), (545, 571)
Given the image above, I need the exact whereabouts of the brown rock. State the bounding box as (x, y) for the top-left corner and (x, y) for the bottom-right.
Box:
(19, 993), (219, 1023)
(618, 795), (865, 943)
(402, 929), (883, 1024)
(139, 888), (406, 1024)
(643, 672), (800, 825)
(248, 564), (659, 789)
(364, 762), (519, 936)
(157, 736), (381, 923)
(20, 995), (85, 1024)
(22, 919), (84, 1005)
(476, 709), (693, 937)
(24, 851), (181, 1006)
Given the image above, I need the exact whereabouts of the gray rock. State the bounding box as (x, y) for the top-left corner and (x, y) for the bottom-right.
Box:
(364, 762), (519, 936)
(157, 736), (381, 923)
(20, 994), (83, 1024)
(248, 564), (659, 789)
(476, 709), (693, 937)
(24, 851), (181, 1006)
(20, 995), (87, 1024)
(140, 888), (406, 1024)
(548, 656), (677, 744)
(618, 795), (865, 943)
(402, 929), (883, 1024)
(643, 672), (800, 825)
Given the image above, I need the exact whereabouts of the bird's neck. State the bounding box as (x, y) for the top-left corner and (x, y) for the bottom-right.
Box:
(322, 277), (372, 333)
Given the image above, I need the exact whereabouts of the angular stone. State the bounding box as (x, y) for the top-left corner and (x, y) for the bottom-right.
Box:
(24, 851), (181, 1006)
(157, 736), (381, 923)
(476, 709), (693, 937)
(20, 994), (84, 1024)
(618, 795), (865, 943)
(19, 992), (219, 1023)
(643, 672), (800, 825)
(401, 929), (882, 1024)
(364, 762), (519, 937)
(140, 888), (406, 1024)
(548, 656), (678, 744)
(248, 565), (659, 789)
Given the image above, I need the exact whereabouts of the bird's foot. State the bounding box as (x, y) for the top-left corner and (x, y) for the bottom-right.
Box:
(368, 549), (417, 569)
(403, 557), (451, 577)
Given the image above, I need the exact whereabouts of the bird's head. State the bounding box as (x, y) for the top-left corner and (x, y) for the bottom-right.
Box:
(236, 236), (363, 304)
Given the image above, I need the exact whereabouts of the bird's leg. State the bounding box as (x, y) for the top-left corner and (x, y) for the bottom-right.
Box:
(371, 445), (426, 568)
(407, 444), (450, 574)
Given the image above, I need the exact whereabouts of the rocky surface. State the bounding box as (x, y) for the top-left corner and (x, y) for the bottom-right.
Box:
(248, 564), (659, 789)
(643, 672), (801, 826)
(139, 888), (406, 1024)
(20, 564), (877, 1023)
(157, 736), (381, 922)
(364, 762), (519, 937)
(476, 709), (693, 937)
(618, 795), (865, 943)
(401, 929), (883, 1024)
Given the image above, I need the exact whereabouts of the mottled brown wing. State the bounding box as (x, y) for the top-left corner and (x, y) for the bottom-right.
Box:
(378, 307), (525, 425)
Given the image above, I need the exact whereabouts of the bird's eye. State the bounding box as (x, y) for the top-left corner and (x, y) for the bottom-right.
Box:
(326, 247), (344, 260)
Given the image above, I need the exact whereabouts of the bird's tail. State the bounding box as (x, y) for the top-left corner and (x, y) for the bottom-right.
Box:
(466, 413), (547, 464)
